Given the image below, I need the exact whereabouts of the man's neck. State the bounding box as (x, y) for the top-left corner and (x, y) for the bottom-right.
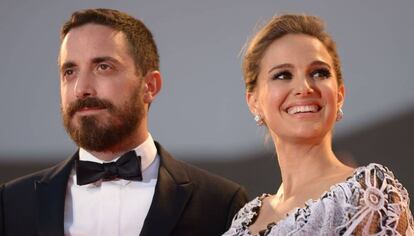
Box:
(87, 131), (149, 162)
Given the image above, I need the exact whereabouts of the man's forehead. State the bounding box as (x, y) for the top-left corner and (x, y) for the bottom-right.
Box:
(59, 24), (129, 65)
(62, 24), (122, 45)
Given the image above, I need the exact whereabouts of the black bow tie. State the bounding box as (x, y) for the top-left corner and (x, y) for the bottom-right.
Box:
(76, 150), (143, 185)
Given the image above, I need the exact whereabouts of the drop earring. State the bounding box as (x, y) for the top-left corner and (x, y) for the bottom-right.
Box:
(336, 108), (344, 121)
(254, 114), (264, 126)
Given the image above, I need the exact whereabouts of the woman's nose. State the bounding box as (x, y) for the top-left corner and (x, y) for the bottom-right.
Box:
(294, 77), (314, 97)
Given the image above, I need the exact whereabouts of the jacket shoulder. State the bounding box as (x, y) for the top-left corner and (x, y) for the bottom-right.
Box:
(2, 156), (74, 195)
(3, 166), (55, 191)
(179, 159), (242, 190)
(155, 141), (243, 192)
(155, 142), (249, 234)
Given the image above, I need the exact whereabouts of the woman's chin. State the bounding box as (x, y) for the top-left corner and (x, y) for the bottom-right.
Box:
(275, 127), (331, 144)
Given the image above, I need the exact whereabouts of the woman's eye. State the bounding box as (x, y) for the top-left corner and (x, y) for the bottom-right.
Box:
(311, 68), (331, 79)
(272, 71), (292, 80)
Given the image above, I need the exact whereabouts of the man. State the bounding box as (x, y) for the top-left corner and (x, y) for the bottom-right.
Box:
(0, 8), (248, 236)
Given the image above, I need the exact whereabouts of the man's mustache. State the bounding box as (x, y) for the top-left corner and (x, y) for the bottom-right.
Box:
(67, 97), (114, 117)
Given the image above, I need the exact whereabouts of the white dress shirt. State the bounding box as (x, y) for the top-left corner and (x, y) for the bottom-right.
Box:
(64, 134), (159, 236)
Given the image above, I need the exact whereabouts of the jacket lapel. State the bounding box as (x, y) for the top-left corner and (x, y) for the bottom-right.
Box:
(140, 142), (194, 236)
(35, 153), (76, 236)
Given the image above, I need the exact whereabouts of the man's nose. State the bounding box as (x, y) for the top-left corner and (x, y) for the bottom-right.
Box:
(74, 71), (96, 99)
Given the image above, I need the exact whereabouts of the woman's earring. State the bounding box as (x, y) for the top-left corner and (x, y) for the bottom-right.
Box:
(336, 108), (344, 121)
(254, 114), (264, 126)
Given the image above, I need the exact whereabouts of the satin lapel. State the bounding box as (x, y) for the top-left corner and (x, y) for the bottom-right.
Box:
(140, 142), (194, 236)
(35, 153), (76, 236)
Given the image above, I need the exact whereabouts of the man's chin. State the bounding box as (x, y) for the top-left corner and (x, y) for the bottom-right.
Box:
(72, 114), (106, 125)
(69, 118), (105, 134)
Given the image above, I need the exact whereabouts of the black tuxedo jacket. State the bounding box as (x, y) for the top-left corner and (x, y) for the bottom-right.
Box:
(0, 142), (248, 236)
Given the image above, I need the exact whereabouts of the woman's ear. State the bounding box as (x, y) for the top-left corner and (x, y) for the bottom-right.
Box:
(337, 85), (345, 109)
(246, 91), (260, 115)
(143, 71), (162, 104)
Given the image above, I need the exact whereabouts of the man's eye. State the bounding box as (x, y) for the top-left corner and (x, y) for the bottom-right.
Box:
(311, 68), (331, 79)
(63, 69), (74, 77)
(272, 71), (292, 80)
(98, 64), (111, 70)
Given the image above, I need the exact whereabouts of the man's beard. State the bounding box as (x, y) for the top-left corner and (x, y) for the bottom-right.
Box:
(61, 87), (144, 152)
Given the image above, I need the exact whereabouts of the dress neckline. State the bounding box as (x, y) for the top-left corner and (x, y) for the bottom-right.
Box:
(246, 164), (374, 236)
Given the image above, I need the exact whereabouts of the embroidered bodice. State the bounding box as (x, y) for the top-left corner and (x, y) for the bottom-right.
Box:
(223, 163), (414, 236)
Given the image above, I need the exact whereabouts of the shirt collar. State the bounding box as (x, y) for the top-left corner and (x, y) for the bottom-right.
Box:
(78, 133), (157, 172)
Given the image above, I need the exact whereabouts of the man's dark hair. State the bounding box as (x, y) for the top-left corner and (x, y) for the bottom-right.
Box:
(61, 8), (159, 75)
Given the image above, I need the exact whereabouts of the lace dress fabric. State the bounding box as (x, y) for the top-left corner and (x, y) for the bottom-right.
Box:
(223, 163), (414, 236)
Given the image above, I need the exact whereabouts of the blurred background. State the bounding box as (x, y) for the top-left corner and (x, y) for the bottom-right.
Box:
(1, 0), (413, 210)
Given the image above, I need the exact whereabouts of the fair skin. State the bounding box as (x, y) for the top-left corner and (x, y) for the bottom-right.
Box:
(59, 23), (162, 161)
(247, 34), (354, 234)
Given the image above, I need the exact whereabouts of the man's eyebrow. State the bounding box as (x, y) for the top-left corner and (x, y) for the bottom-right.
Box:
(91, 56), (120, 65)
(60, 61), (76, 71)
(60, 57), (121, 71)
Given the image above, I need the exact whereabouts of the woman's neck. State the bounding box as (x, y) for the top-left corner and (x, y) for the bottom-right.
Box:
(273, 135), (349, 201)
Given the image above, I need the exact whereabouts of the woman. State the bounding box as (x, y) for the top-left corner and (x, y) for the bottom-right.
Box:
(224, 14), (413, 235)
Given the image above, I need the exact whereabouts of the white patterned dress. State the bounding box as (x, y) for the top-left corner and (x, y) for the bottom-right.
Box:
(223, 163), (414, 236)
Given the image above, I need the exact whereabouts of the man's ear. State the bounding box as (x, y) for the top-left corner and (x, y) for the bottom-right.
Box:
(143, 71), (162, 104)
(337, 85), (345, 109)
